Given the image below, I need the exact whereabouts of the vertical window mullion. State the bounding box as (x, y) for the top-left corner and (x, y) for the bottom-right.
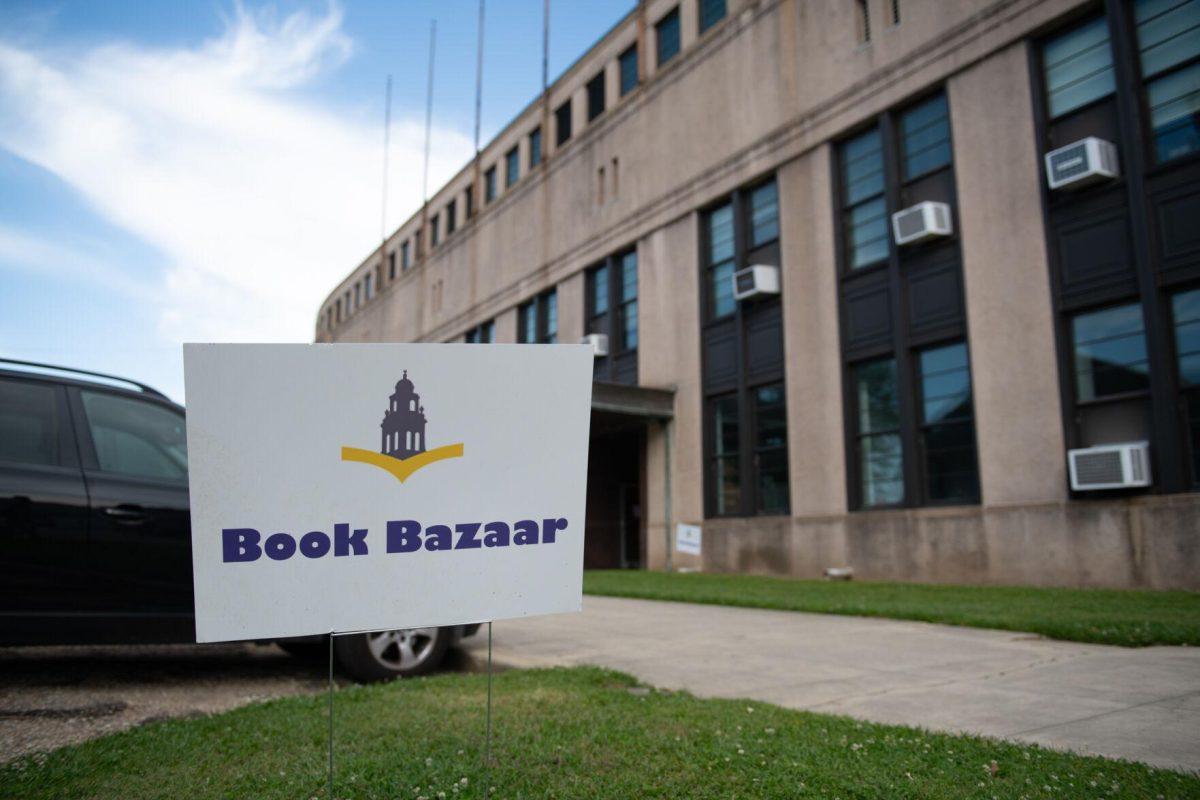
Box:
(1107, 0), (1187, 491)
(879, 111), (918, 508)
(731, 188), (754, 516)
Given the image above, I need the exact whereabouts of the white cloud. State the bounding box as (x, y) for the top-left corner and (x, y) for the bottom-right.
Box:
(0, 2), (472, 351)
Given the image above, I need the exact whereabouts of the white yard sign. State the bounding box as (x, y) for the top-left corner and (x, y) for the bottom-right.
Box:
(183, 344), (592, 643)
(675, 523), (702, 556)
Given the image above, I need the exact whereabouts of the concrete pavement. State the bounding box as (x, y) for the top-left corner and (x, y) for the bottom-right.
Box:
(464, 595), (1200, 773)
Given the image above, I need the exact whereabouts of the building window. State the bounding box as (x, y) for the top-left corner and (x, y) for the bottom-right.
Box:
(701, 177), (788, 518)
(753, 383), (789, 514)
(619, 44), (638, 96)
(899, 93), (952, 180)
(704, 203), (736, 318)
(1042, 16), (1115, 119)
(364, 272), (373, 300)
(401, 240), (410, 271)
(1072, 303), (1150, 402)
(1173, 288), (1200, 483)
(506, 146), (520, 188)
(415, 230), (422, 260)
(530, 127), (542, 168)
(748, 181), (779, 248)
(335, 298), (342, 322)
(485, 166), (497, 203)
(465, 184), (475, 219)
(710, 394), (740, 515)
(587, 70), (606, 121)
(466, 320), (495, 343)
(430, 213), (439, 247)
(834, 92), (975, 510)
(555, 100), (572, 146)
(587, 248), (639, 383)
(589, 263), (609, 319)
(618, 251), (638, 351)
(855, 0), (871, 43)
(854, 358), (903, 507)
(344, 290), (351, 315)
(1134, 0), (1200, 163)
(918, 342), (979, 504)
(891, 0), (900, 25)
(446, 199), (457, 235)
(354, 281), (361, 309)
(699, 0), (726, 34)
(388, 251), (396, 280)
(519, 289), (557, 344)
(656, 8), (681, 67)
(838, 127), (889, 270)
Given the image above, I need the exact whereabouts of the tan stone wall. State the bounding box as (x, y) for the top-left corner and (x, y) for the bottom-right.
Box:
(640, 214), (704, 571)
(698, 495), (1200, 590)
(950, 42), (1068, 507)
(778, 145), (847, 519)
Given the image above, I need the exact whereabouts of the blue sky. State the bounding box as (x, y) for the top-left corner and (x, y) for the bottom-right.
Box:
(0, 0), (631, 402)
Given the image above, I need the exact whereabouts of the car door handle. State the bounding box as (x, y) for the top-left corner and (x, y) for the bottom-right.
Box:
(104, 505), (147, 525)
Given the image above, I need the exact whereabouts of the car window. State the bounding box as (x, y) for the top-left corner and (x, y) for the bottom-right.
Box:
(80, 390), (187, 482)
(0, 378), (59, 466)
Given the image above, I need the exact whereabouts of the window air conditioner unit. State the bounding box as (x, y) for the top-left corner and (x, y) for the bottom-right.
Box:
(732, 264), (780, 301)
(1045, 137), (1119, 190)
(581, 333), (609, 357)
(891, 201), (952, 246)
(1068, 441), (1151, 491)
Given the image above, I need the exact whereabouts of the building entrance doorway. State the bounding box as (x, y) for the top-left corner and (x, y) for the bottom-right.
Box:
(585, 382), (673, 571)
(585, 425), (643, 569)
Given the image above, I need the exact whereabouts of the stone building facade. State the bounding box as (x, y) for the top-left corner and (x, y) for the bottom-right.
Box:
(317, 0), (1200, 589)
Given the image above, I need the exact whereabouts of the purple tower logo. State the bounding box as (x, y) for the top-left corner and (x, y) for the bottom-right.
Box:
(381, 370), (427, 459)
(341, 371), (464, 484)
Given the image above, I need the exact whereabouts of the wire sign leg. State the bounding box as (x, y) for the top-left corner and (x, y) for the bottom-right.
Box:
(484, 621), (493, 800)
(328, 631), (335, 799)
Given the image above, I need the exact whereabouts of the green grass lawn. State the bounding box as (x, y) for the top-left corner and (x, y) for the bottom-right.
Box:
(583, 570), (1200, 647)
(2, 667), (1195, 799)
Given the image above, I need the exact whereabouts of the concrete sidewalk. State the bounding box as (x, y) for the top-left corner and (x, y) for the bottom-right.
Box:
(463, 595), (1200, 773)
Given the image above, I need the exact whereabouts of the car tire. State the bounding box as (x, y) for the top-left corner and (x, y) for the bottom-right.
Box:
(334, 627), (452, 682)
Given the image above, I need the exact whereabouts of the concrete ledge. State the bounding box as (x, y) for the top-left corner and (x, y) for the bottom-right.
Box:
(698, 494), (1200, 590)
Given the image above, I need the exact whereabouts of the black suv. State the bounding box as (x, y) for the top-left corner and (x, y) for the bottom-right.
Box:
(0, 359), (475, 681)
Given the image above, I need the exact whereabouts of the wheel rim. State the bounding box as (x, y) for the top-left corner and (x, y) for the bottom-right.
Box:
(365, 627), (439, 672)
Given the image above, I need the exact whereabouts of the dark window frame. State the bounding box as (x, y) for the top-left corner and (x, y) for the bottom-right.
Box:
(446, 199), (457, 235)
(555, 100), (573, 146)
(656, 7), (681, 68)
(530, 127), (543, 168)
(484, 165), (498, 203)
(519, 289), (558, 344)
(619, 44), (639, 96)
(698, 175), (790, 518)
(586, 247), (639, 384)
(1029, 4), (1200, 495)
(505, 146), (520, 188)
(587, 70), (606, 122)
(699, 0), (726, 34)
(832, 88), (979, 511)
(465, 319), (496, 344)
(914, 339), (981, 506)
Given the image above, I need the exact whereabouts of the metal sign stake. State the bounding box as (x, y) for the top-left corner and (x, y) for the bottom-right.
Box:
(484, 621), (494, 800)
(328, 631), (335, 799)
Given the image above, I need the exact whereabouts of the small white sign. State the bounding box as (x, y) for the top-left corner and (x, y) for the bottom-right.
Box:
(675, 523), (702, 556)
(183, 344), (593, 643)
